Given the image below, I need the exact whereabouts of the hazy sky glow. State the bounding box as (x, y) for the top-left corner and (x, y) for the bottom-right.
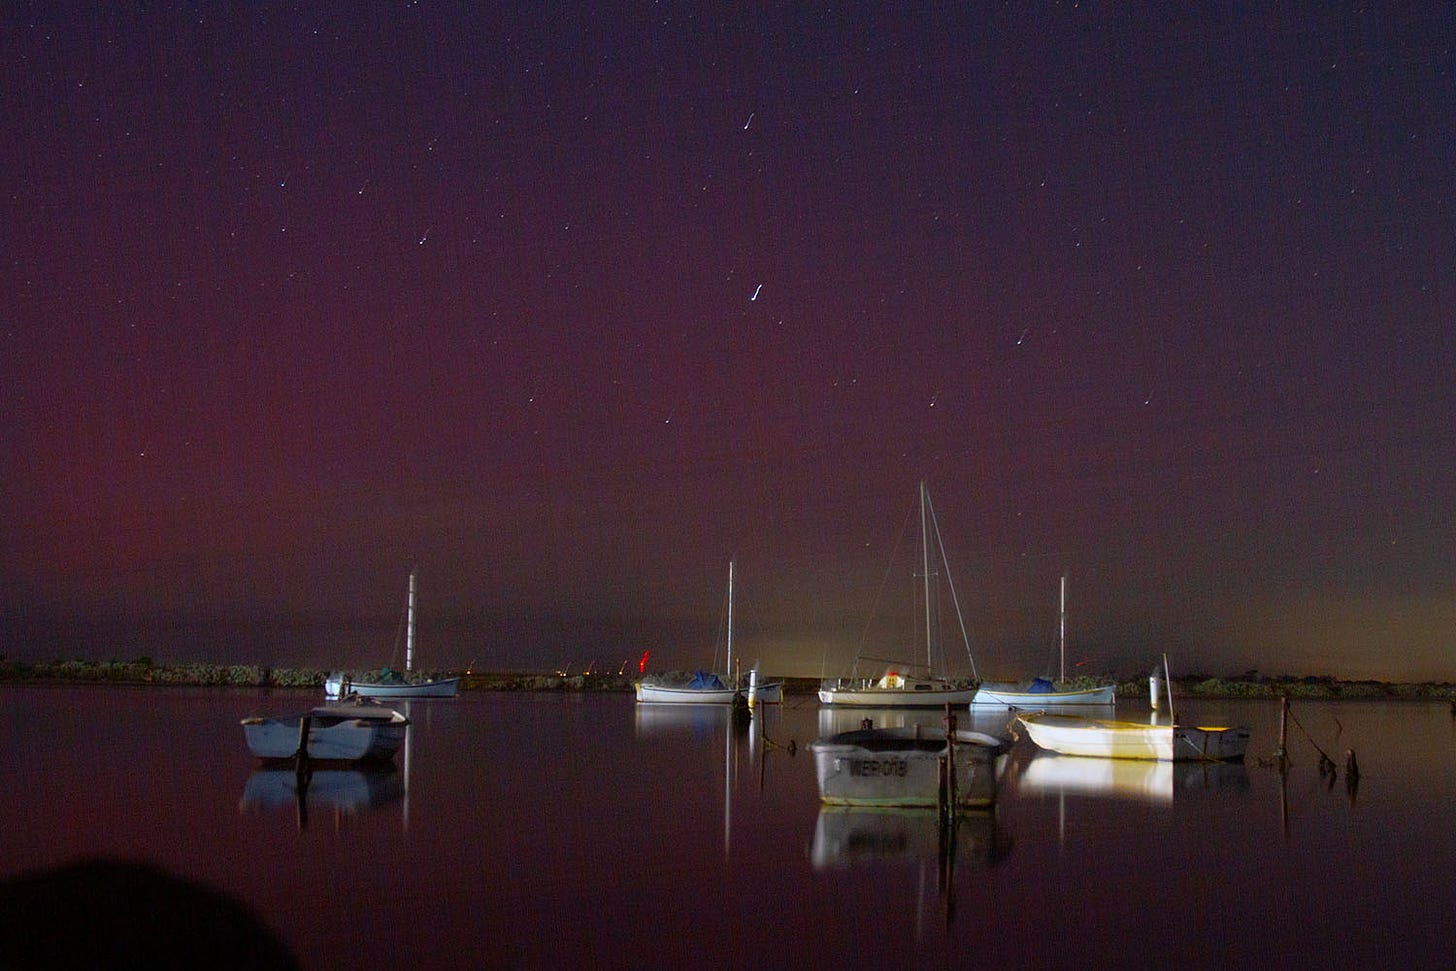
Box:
(3, 4), (1454, 680)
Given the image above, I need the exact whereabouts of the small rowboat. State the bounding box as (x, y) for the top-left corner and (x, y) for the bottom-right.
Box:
(241, 701), (408, 763)
(1016, 711), (1250, 762)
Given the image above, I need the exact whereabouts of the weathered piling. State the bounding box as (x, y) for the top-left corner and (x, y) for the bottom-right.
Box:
(293, 715), (312, 773)
(293, 714), (313, 830)
(940, 703), (959, 822)
(1276, 696), (1290, 771)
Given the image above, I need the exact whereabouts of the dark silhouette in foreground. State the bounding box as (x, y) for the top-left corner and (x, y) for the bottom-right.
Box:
(0, 858), (298, 970)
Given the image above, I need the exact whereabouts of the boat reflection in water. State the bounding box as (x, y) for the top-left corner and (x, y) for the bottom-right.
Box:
(810, 805), (1013, 929)
(634, 700), (740, 739)
(810, 806), (1011, 870)
(239, 766), (404, 822)
(1018, 753), (1250, 805)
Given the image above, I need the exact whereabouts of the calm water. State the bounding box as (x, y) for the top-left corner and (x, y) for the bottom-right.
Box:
(2, 685), (1454, 969)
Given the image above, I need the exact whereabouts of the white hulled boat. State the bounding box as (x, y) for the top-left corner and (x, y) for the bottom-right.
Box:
(330, 570), (460, 700)
(819, 482), (977, 708)
(1016, 711), (1251, 762)
(241, 699), (408, 762)
(971, 576), (1115, 707)
(1016, 656), (1250, 762)
(635, 561), (783, 705)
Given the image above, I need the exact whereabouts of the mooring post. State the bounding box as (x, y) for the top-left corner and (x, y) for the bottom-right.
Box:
(1277, 696), (1289, 771)
(294, 715), (312, 775)
(942, 703), (958, 821)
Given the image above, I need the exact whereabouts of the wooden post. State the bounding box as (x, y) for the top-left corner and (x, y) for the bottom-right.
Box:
(293, 714), (312, 831)
(1277, 696), (1289, 771)
(293, 715), (312, 771)
(942, 703), (958, 822)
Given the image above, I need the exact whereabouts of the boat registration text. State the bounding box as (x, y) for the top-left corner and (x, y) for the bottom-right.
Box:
(846, 758), (909, 778)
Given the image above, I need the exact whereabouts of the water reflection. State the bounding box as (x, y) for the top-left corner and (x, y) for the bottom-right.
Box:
(631, 700), (796, 861)
(634, 701), (735, 738)
(810, 806), (1012, 870)
(810, 806), (1013, 931)
(1017, 753), (1250, 804)
(240, 766), (405, 817)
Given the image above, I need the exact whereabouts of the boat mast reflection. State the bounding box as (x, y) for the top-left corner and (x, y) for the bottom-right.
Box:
(633, 700), (793, 862)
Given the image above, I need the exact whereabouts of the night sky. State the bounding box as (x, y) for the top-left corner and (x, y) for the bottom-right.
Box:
(4, 4), (1454, 681)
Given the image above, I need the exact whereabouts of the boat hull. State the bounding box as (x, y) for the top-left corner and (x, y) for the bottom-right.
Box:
(1017, 712), (1250, 762)
(811, 727), (1006, 808)
(749, 681), (784, 704)
(635, 679), (782, 704)
(345, 677), (460, 699)
(818, 683), (975, 708)
(241, 706), (409, 762)
(635, 683), (742, 704)
(971, 683), (1116, 706)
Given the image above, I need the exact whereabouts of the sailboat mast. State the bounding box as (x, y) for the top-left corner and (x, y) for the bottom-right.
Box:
(405, 570), (416, 674)
(726, 560), (734, 681)
(1059, 574), (1067, 683)
(920, 481), (932, 671)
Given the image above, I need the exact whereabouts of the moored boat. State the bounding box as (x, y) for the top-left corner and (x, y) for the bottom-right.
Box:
(635, 671), (741, 704)
(810, 723), (1008, 809)
(331, 570), (460, 700)
(818, 672), (975, 707)
(1016, 711), (1251, 762)
(342, 670), (461, 699)
(818, 482), (978, 708)
(970, 576), (1115, 707)
(971, 679), (1116, 707)
(241, 701), (408, 762)
(635, 561), (784, 705)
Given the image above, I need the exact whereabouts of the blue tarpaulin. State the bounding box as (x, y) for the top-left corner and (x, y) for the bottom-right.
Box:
(687, 671), (726, 689)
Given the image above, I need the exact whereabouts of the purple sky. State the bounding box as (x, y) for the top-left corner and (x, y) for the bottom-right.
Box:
(4, 4), (1454, 680)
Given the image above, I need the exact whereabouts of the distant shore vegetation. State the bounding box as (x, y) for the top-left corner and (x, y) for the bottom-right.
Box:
(0, 657), (1453, 699)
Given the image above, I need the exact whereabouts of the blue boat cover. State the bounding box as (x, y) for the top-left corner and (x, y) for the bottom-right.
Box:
(1027, 677), (1056, 693)
(688, 671), (726, 689)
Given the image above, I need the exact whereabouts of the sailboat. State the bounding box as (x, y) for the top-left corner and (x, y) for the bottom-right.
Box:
(818, 482), (977, 707)
(970, 575), (1115, 706)
(327, 571), (460, 699)
(635, 561), (784, 704)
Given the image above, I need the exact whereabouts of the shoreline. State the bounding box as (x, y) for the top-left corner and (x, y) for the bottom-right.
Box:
(1, 659), (1453, 700)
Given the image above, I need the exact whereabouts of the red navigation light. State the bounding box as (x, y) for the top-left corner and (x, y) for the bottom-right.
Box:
(639, 650), (649, 674)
